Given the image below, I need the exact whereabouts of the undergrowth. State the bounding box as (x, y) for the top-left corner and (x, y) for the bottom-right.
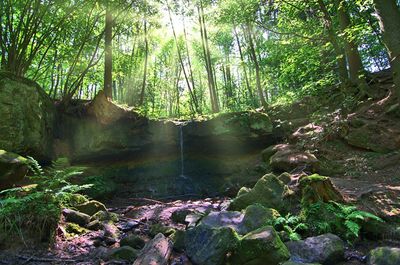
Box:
(0, 157), (91, 245)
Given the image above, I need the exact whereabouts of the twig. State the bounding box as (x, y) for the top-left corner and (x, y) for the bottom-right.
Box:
(17, 255), (80, 263)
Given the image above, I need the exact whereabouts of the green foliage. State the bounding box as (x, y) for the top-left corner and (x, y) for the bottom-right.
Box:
(273, 213), (307, 241)
(302, 201), (383, 242)
(0, 157), (91, 244)
(83, 175), (117, 199)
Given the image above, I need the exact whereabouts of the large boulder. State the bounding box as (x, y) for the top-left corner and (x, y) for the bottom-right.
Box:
(185, 224), (239, 265)
(269, 145), (319, 173)
(0, 150), (28, 188)
(285, 233), (344, 265)
(133, 233), (173, 265)
(231, 226), (290, 265)
(0, 74), (55, 160)
(300, 174), (344, 205)
(228, 173), (288, 212)
(105, 246), (138, 262)
(240, 204), (280, 235)
(368, 247), (400, 265)
(345, 122), (400, 153)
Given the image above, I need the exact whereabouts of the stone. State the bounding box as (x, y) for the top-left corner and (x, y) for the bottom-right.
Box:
(285, 233), (345, 265)
(62, 209), (90, 226)
(133, 233), (173, 265)
(0, 150), (28, 188)
(87, 220), (103, 231)
(200, 211), (244, 234)
(185, 224), (239, 265)
(68, 194), (89, 207)
(261, 144), (290, 163)
(0, 75), (55, 160)
(270, 145), (319, 172)
(87, 90), (127, 125)
(120, 234), (146, 250)
(278, 172), (292, 184)
(300, 174), (344, 205)
(65, 223), (88, 235)
(106, 246), (138, 261)
(228, 173), (288, 212)
(149, 223), (175, 237)
(75, 200), (107, 216)
(282, 262), (321, 265)
(103, 223), (120, 239)
(171, 209), (193, 224)
(237, 187), (251, 197)
(345, 123), (400, 153)
(368, 247), (400, 265)
(231, 226), (290, 265)
(171, 230), (186, 252)
(90, 210), (118, 222)
(240, 204), (280, 234)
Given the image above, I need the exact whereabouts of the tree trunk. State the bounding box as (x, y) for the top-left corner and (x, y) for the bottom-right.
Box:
(139, 20), (149, 106)
(104, 7), (113, 99)
(336, 0), (367, 90)
(245, 24), (267, 109)
(373, 0), (400, 101)
(317, 0), (349, 86)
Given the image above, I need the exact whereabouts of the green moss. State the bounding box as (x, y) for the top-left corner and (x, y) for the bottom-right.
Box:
(65, 223), (88, 235)
(149, 223), (175, 237)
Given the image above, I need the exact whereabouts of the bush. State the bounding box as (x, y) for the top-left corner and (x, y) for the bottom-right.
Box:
(0, 157), (91, 245)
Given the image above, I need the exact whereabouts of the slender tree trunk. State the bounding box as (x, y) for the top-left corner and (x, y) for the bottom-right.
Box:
(139, 20), (149, 106)
(234, 26), (253, 105)
(104, 7), (113, 99)
(198, 2), (219, 113)
(336, 0), (367, 90)
(245, 24), (267, 109)
(317, 0), (349, 86)
(373, 0), (400, 101)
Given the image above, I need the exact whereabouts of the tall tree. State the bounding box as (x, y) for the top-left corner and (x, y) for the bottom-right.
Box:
(373, 0), (400, 101)
(104, 6), (113, 99)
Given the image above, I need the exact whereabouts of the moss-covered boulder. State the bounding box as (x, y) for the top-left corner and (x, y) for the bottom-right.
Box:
(120, 234), (146, 250)
(240, 204), (280, 235)
(90, 210), (118, 223)
(228, 173), (288, 212)
(285, 233), (344, 265)
(62, 209), (90, 226)
(237, 187), (251, 197)
(200, 211), (244, 234)
(300, 174), (344, 205)
(0, 75), (55, 160)
(106, 246), (138, 262)
(171, 230), (186, 252)
(231, 226), (290, 265)
(65, 223), (88, 235)
(185, 224), (239, 265)
(75, 200), (107, 216)
(149, 223), (175, 237)
(368, 247), (400, 265)
(133, 233), (172, 265)
(0, 150), (28, 188)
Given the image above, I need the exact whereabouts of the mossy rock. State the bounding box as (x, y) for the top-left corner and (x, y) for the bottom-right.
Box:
(120, 234), (145, 250)
(237, 187), (251, 197)
(67, 194), (89, 207)
(65, 223), (88, 235)
(230, 226), (290, 265)
(90, 210), (118, 223)
(171, 230), (186, 252)
(228, 173), (288, 212)
(149, 223), (175, 237)
(241, 204), (280, 235)
(75, 200), (107, 216)
(300, 174), (344, 205)
(106, 246), (138, 262)
(185, 224), (240, 265)
(0, 150), (28, 188)
(368, 247), (400, 265)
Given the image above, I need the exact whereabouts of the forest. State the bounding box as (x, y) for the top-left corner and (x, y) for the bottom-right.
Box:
(0, 0), (400, 264)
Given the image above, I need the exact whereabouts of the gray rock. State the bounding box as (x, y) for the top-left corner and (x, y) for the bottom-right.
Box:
(286, 233), (344, 265)
(133, 233), (173, 265)
(106, 246), (138, 261)
(368, 247), (400, 265)
(0, 75), (55, 160)
(120, 234), (145, 250)
(231, 226), (290, 265)
(62, 209), (90, 226)
(0, 150), (28, 188)
(75, 200), (107, 216)
(185, 224), (239, 265)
